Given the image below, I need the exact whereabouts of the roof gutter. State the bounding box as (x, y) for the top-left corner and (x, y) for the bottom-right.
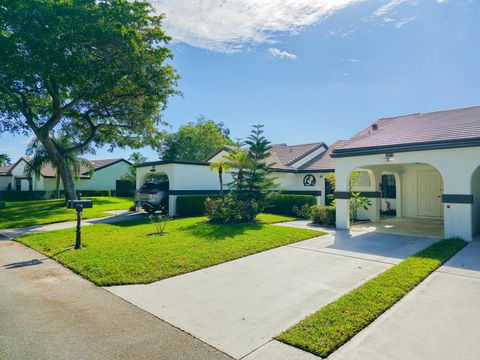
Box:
(332, 138), (480, 158)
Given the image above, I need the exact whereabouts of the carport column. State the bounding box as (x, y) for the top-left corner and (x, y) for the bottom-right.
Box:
(335, 168), (351, 230)
(444, 203), (473, 241)
(168, 195), (177, 217)
(441, 170), (473, 241)
(369, 170), (382, 223)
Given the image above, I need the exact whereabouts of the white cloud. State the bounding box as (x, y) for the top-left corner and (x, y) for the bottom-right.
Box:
(394, 16), (416, 28)
(342, 58), (360, 63)
(148, 0), (365, 52)
(373, 0), (418, 17)
(268, 48), (297, 60)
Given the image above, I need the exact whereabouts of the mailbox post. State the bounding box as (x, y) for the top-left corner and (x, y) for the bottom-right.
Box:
(67, 199), (93, 249)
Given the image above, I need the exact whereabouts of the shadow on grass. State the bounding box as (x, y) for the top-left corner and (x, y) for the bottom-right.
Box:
(181, 221), (266, 240)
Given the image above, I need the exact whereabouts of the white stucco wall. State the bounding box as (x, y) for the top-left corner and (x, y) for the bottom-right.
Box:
(136, 162), (328, 215)
(335, 146), (480, 241)
(0, 176), (12, 190)
(43, 161), (130, 192)
(9, 159), (43, 191)
(77, 161), (130, 190)
(471, 166), (480, 235)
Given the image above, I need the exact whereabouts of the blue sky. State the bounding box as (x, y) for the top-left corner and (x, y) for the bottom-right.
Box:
(1, 0), (479, 161)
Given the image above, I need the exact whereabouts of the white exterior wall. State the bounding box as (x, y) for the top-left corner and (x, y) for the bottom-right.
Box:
(136, 163), (328, 216)
(42, 161), (130, 192)
(0, 176), (12, 189)
(77, 161), (130, 190)
(472, 167), (480, 235)
(9, 159), (43, 191)
(335, 146), (480, 241)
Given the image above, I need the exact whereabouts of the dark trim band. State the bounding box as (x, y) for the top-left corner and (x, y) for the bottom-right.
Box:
(137, 160), (333, 174)
(170, 190), (323, 196)
(279, 190), (322, 196)
(332, 138), (480, 158)
(442, 194), (474, 204)
(169, 190), (222, 196)
(334, 191), (382, 199)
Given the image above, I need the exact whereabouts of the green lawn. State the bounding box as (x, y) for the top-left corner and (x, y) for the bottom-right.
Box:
(17, 216), (322, 286)
(255, 213), (296, 224)
(277, 238), (467, 358)
(0, 197), (133, 229)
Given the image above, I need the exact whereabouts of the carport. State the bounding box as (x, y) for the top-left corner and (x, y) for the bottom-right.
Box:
(332, 106), (480, 241)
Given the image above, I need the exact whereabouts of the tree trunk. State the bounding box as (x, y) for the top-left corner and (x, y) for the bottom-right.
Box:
(35, 134), (77, 201)
(56, 174), (60, 199)
(219, 167), (223, 196)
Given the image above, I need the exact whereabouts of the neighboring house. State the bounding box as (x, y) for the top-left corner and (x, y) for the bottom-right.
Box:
(0, 157), (131, 193)
(136, 141), (344, 216)
(332, 105), (480, 241)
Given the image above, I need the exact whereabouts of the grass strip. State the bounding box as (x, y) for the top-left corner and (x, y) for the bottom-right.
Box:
(277, 238), (467, 358)
(0, 197), (133, 229)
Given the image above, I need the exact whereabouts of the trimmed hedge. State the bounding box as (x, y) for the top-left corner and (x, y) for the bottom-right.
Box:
(0, 190), (50, 201)
(176, 195), (220, 217)
(265, 194), (317, 216)
(0, 189), (114, 201)
(310, 205), (336, 226)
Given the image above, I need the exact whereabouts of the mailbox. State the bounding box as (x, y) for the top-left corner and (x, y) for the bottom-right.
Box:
(66, 199), (93, 250)
(67, 200), (93, 209)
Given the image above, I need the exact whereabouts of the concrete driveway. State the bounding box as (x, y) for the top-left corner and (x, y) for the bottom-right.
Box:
(108, 229), (437, 359)
(330, 239), (480, 360)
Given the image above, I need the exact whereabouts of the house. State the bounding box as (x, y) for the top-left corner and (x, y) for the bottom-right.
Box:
(0, 157), (131, 193)
(332, 105), (480, 241)
(135, 141), (343, 216)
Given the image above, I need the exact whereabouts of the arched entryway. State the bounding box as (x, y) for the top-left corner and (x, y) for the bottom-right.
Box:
(337, 162), (445, 238)
(137, 172), (170, 211)
(471, 165), (480, 237)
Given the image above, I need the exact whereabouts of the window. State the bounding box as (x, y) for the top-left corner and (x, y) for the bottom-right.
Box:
(381, 175), (396, 199)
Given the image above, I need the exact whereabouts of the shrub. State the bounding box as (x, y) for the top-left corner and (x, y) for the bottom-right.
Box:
(310, 205), (336, 226)
(176, 195), (220, 217)
(292, 204), (313, 219)
(205, 196), (258, 223)
(264, 194), (316, 216)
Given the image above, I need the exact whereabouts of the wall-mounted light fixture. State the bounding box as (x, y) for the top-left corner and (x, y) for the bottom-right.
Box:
(150, 165), (156, 173)
(385, 153), (395, 162)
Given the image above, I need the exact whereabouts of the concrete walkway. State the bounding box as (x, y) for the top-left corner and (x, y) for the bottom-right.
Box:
(330, 239), (480, 360)
(108, 229), (437, 359)
(0, 238), (232, 360)
(0, 210), (144, 239)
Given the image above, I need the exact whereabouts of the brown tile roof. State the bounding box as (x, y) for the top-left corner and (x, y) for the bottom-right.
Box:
(298, 140), (348, 171)
(267, 142), (326, 169)
(334, 105), (480, 155)
(206, 142), (328, 171)
(0, 163), (13, 175)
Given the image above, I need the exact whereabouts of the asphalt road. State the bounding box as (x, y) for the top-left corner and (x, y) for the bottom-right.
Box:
(0, 238), (232, 360)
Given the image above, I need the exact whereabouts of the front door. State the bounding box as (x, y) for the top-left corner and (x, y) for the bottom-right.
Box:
(417, 171), (442, 218)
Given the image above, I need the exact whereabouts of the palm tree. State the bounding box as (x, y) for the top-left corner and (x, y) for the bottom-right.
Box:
(209, 157), (231, 196)
(25, 136), (95, 199)
(0, 153), (11, 167)
(224, 148), (253, 195)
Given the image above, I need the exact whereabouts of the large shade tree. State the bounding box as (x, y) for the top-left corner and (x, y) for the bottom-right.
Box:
(0, 0), (179, 200)
(159, 117), (233, 161)
(0, 153), (10, 166)
(25, 135), (95, 199)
